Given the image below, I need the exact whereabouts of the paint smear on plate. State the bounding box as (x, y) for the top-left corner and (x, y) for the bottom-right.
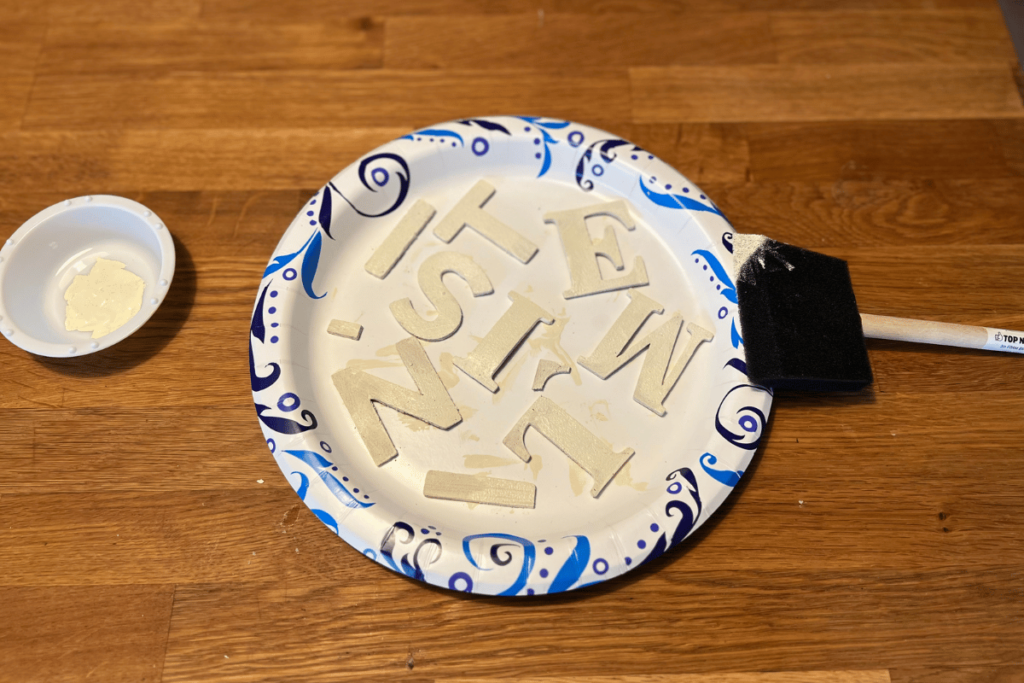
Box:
(64, 257), (145, 339)
(463, 453), (518, 469)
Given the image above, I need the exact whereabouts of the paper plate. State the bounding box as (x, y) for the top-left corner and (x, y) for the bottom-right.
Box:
(249, 117), (771, 596)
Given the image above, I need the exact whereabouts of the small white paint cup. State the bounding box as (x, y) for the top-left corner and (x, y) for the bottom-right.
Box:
(0, 195), (176, 357)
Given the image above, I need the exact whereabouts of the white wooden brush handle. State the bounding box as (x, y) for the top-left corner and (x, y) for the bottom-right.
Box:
(860, 314), (1024, 355)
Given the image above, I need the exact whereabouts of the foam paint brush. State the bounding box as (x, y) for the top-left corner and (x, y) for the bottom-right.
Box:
(732, 234), (1024, 391)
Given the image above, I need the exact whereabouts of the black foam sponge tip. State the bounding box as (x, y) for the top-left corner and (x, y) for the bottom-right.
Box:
(735, 237), (873, 391)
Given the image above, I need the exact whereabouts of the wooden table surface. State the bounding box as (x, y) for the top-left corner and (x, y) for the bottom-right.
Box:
(2, 1), (1024, 681)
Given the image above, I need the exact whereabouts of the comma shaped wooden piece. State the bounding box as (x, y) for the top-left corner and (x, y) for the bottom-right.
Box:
(327, 319), (363, 340)
(532, 359), (572, 391)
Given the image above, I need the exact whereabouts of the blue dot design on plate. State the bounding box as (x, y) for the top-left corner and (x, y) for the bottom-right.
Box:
(472, 137), (489, 156)
(593, 558), (609, 575)
(449, 572), (473, 592)
(691, 253), (737, 304)
(283, 268), (297, 281)
(401, 128), (465, 147)
(277, 393), (299, 412)
(283, 450), (374, 510)
(516, 116), (568, 178)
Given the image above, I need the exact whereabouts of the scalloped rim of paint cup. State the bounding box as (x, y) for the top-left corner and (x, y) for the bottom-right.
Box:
(0, 195), (176, 357)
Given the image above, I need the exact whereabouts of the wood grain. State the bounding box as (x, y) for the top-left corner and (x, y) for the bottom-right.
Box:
(743, 120), (1024, 182)
(0, 585), (176, 683)
(0, 408), (280, 492)
(890, 668), (1024, 683)
(384, 13), (775, 68)
(198, 0), (998, 23)
(447, 676), (892, 683)
(0, 129), (410, 192)
(631, 64), (1024, 123)
(547, 0), (990, 10)
(770, 9), (1016, 64)
(705, 180), (1024, 246)
(46, 0), (203, 23)
(22, 70), (631, 131)
(0, 20), (45, 130)
(2, 1), (1023, 682)
(38, 20), (384, 75)
(156, 568), (1021, 682)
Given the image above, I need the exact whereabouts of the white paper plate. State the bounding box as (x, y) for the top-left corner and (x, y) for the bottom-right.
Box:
(249, 117), (771, 596)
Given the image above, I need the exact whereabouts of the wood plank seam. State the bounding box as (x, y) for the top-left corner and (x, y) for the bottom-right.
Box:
(158, 583), (178, 682)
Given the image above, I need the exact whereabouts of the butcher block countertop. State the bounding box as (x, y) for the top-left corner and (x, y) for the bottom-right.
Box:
(1, 1), (1023, 681)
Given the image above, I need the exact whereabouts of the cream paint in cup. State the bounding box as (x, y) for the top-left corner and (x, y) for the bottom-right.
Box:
(0, 196), (176, 357)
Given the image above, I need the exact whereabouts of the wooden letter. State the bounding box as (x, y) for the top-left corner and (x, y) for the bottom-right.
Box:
(454, 292), (555, 393)
(433, 180), (539, 263)
(423, 470), (536, 509)
(579, 289), (713, 416)
(544, 199), (648, 299)
(365, 199), (436, 279)
(327, 319), (363, 340)
(503, 396), (634, 498)
(532, 359), (571, 391)
(332, 337), (462, 467)
(390, 251), (494, 342)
